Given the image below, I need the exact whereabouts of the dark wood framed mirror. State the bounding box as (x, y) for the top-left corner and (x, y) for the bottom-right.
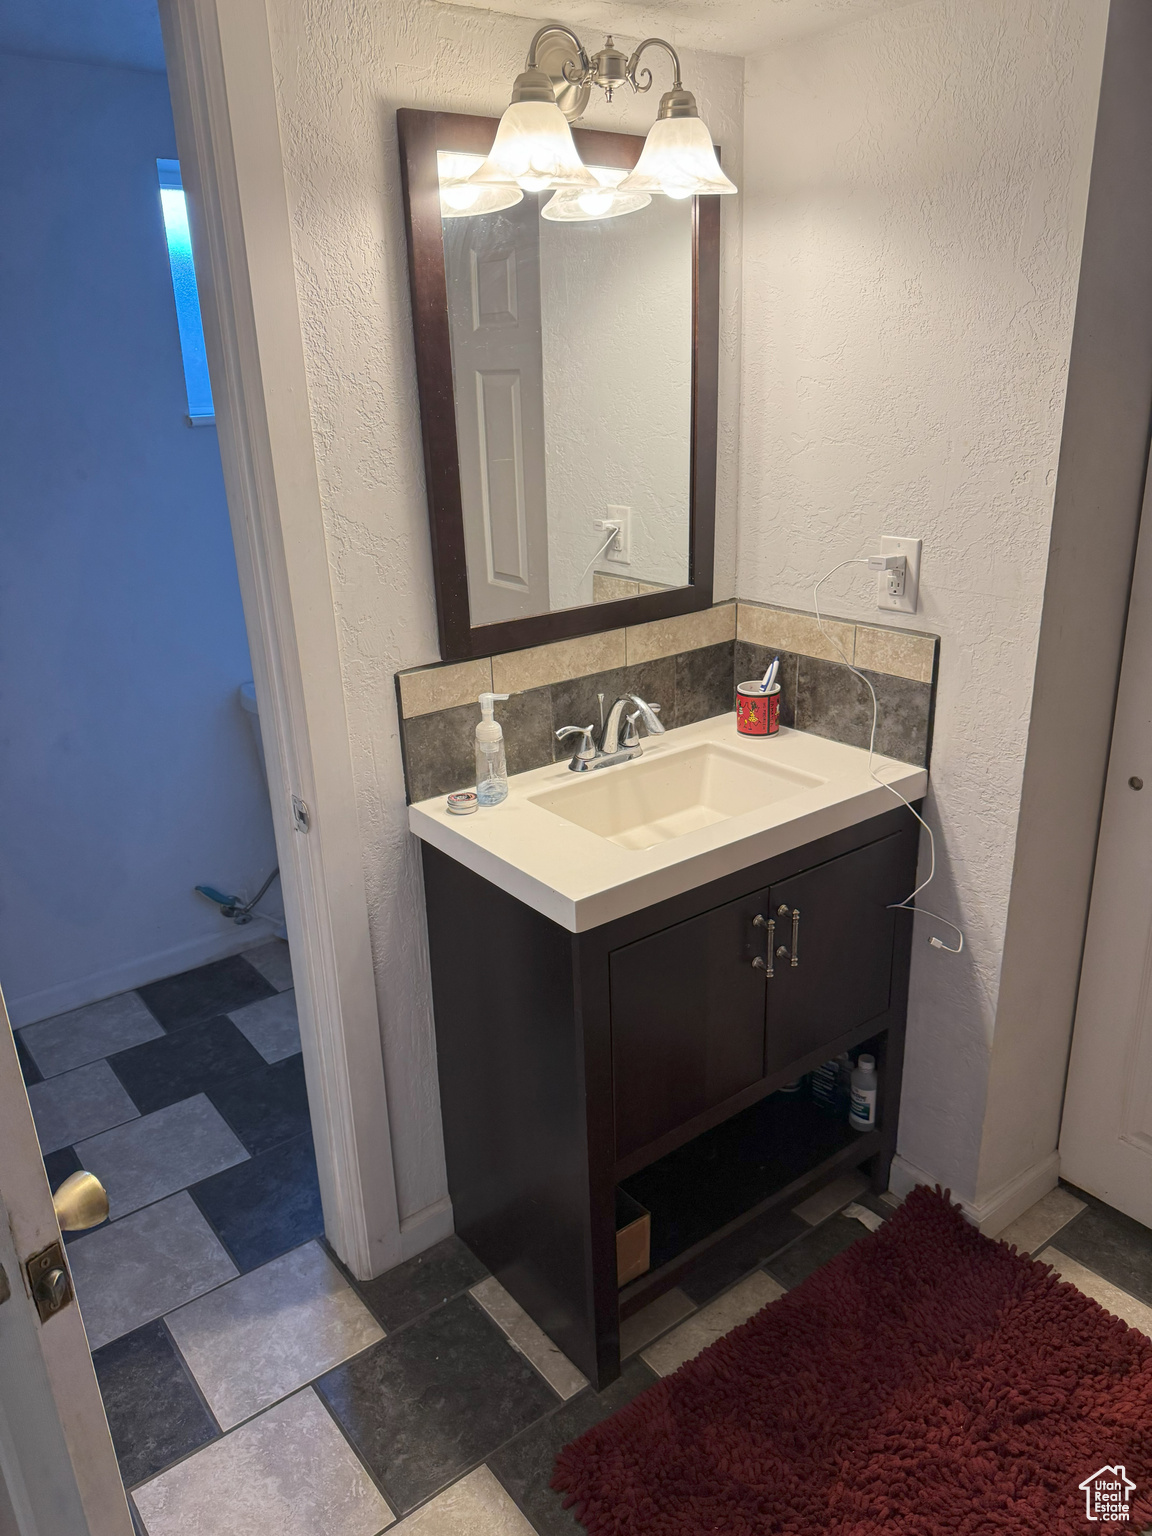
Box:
(398, 106), (720, 662)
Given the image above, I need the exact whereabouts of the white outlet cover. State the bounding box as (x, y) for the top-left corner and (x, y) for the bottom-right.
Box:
(876, 535), (921, 614)
(605, 504), (631, 565)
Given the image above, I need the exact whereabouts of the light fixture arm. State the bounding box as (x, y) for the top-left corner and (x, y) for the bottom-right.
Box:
(520, 26), (690, 116)
(625, 38), (683, 96)
(525, 23), (591, 79)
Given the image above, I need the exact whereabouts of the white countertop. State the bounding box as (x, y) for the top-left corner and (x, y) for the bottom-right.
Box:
(408, 714), (927, 933)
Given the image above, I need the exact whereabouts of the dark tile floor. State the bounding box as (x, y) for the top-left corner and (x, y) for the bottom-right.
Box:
(1052, 1183), (1152, 1307)
(136, 954), (277, 1029)
(317, 1292), (561, 1514)
(190, 1127), (323, 1272)
(92, 1320), (217, 1488)
(487, 1360), (659, 1536)
(109, 1016), (267, 1115)
(15, 968), (1152, 1535)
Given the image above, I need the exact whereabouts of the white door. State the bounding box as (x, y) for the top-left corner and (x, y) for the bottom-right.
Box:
(444, 198), (551, 624)
(1062, 462), (1152, 1223)
(0, 990), (132, 1536)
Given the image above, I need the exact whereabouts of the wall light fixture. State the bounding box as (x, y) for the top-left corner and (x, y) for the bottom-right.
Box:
(469, 26), (737, 202)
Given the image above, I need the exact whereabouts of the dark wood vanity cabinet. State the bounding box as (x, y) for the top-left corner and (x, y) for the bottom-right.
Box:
(610, 832), (909, 1158)
(422, 805), (919, 1389)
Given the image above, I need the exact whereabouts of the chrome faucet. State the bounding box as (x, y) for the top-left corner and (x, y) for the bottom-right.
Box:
(555, 694), (665, 772)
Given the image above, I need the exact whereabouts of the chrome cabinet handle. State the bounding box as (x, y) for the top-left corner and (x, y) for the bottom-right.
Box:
(768, 905), (801, 965)
(752, 914), (775, 976)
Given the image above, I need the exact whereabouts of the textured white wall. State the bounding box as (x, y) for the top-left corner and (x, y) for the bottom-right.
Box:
(264, 0), (743, 1227)
(542, 195), (693, 609)
(738, 0), (1108, 1203)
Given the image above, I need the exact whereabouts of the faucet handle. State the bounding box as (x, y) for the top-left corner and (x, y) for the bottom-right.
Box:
(556, 724), (597, 765)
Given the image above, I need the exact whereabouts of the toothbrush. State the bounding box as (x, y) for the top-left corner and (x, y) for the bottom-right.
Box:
(759, 657), (780, 693)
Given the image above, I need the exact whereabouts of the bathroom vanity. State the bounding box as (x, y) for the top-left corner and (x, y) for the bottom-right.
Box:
(411, 716), (925, 1387)
(398, 98), (933, 1389)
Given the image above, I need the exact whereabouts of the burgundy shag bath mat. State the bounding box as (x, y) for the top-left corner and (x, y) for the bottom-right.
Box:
(553, 1186), (1152, 1533)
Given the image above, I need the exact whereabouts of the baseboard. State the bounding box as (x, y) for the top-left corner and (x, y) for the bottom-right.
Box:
(7, 922), (282, 1027)
(889, 1151), (1061, 1236)
(398, 1196), (455, 1261)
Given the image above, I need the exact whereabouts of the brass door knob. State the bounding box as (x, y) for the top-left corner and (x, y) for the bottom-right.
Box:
(52, 1171), (109, 1231)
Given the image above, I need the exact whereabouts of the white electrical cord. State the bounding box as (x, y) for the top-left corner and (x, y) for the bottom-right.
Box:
(812, 558), (964, 954)
(577, 525), (621, 586)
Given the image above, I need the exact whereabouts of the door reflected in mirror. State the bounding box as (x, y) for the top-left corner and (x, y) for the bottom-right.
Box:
(439, 150), (692, 625)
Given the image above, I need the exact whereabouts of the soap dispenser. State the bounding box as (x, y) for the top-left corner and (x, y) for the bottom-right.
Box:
(475, 692), (511, 806)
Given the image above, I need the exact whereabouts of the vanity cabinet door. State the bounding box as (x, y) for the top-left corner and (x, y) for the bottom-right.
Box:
(610, 889), (770, 1159)
(764, 832), (905, 1074)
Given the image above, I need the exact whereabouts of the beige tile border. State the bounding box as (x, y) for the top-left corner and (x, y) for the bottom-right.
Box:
(469, 1277), (588, 1399)
(997, 1187), (1085, 1256)
(626, 602), (736, 665)
(619, 1286), (695, 1358)
(492, 630), (626, 694)
(642, 1271), (784, 1378)
(737, 601), (938, 682)
(793, 1171), (869, 1227)
(397, 657), (493, 720)
(853, 626), (936, 684)
(1041, 1248), (1152, 1334)
(592, 572), (639, 603)
(736, 602), (854, 664)
(391, 1465), (536, 1535)
(395, 603), (938, 718)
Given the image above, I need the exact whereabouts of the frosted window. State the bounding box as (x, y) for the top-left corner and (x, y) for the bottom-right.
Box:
(157, 158), (214, 423)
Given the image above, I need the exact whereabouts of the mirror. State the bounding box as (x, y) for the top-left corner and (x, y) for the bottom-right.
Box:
(440, 150), (692, 625)
(399, 109), (719, 661)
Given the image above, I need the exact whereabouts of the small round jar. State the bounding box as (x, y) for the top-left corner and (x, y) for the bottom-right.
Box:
(736, 682), (780, 737)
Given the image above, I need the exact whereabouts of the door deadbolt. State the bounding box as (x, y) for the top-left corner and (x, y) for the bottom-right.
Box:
(1130, 776), (1144, 791)
(26, 1241), (73, 1323)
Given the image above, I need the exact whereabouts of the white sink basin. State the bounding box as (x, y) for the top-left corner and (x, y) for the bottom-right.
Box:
(408, 715), (927, 933)
(528, 742), (826, 850)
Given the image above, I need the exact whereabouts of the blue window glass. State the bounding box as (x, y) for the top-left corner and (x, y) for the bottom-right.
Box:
(157, 158), (214, 422)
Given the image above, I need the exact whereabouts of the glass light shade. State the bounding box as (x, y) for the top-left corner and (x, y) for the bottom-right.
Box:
(618, 115), (738, 198)
(541, 166), (651, 222)
(468, 100), (597, 193)
(437, 151), (523, 218)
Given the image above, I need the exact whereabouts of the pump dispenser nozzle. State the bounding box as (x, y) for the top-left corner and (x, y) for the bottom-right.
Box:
(478, 692), (510, 718)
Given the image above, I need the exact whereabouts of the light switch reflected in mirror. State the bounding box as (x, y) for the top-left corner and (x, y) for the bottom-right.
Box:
(437, 149), (692, 625)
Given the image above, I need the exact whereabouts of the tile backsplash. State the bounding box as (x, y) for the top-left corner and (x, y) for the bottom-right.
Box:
(396, 602), (938, 804)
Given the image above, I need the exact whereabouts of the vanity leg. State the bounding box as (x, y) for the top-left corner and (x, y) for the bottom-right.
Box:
(422, 845), (617, 1388)
(873, 900), (912, 1199)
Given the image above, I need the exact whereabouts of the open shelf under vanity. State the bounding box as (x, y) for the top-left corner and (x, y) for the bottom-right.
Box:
(616, 1061), (885, 1315)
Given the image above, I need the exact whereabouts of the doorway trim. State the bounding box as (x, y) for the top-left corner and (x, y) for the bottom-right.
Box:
(157, 0), (402, 1280)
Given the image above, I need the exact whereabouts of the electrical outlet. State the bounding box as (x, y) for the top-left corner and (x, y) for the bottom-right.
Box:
(876, 535), (921, 613)
(603, 504), (631, 565)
